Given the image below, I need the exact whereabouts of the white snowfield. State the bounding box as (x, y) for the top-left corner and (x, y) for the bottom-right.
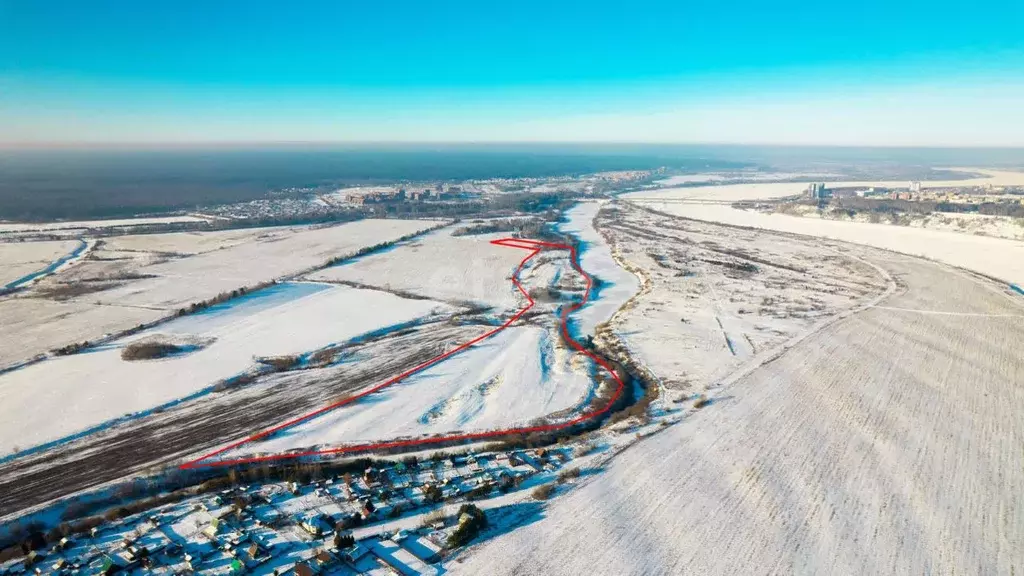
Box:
(642, 167), (1024, 202)
(0, 219), (441, 369)
(0, 215), (208, 234)
(778, 204), (1024, 241)
(0, 299), (165, 368)
(100, 227), (279, 255)
(306, 229), (528, 309)
(91, 219), (438, 310)
(454, 251), (1024, 576)
(597, 204), (890, 392)
(224, 324), (594, 458)
(626, 168), (1024, 286)
(0, 282), (451, 455)
(0, 240), (81, 286)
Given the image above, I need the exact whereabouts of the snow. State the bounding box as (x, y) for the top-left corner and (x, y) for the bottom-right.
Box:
(3, 220), (442, 369)
(306, 228), (528, 310)
(625, 169), (1024, 286)
(627, 200), (1024, 287)
(655, 171), (841, 186)
(0, 215), (207, 234)
(0, 282), (451, 455)
(775, 203), (1024, 241)
(596, 204), (890, 392)
(0, 299), (164, 369)
(639, 167), (1024, 203)
(559, 202), (640, 337)
(92, 219), (438, 310)
(224, 324), (594, 457)
(370, 540), (438, 575)
(101, 227), (279, 255)
(452, 234), (1024, 576)
(0, 240), (81, 286)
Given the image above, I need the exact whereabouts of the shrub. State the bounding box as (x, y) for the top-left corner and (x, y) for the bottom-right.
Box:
(420, 510), (446, 529)
(574, 442), (597, 457)
(693, 394), (710, 409)
(556, 468), (581, 484)
(121, 342), (186, 361)
(256, 355), (300, 371)
(531, 484), (555, 500)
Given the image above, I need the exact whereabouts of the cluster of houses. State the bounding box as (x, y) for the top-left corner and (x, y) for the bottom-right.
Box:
(2, 447), (573, 576)
(344, 186), (466, 206)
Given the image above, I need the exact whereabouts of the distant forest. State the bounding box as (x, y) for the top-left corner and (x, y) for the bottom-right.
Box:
(0, 147), (744, 221)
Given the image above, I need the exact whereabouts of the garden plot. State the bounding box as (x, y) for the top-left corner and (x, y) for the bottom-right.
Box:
(221, 323), (595, 459)
(454, 246), (1024, 576)
(306, 229), (529, 310)
(0, 282), (452, 455)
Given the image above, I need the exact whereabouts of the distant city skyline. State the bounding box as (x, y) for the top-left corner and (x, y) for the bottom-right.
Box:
(2, 0), (1023, 146)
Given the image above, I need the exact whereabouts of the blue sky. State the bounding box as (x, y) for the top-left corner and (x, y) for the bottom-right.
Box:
(1, 0), (1022, 145)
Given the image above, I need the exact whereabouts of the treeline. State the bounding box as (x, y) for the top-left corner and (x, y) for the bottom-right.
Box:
(0, 457), (381, 559)
(175, 281), (276, 317)
(452, 217), (545, 237)
(322, 221), (449, 267)
(828, 197), (1024, 218)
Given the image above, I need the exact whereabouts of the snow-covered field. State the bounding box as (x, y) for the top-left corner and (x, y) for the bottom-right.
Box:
(0, 240), (81, 287)
(628, 200), (1024, 286)
(625, 168), (1024, 286)
(639, 167), (1024, 203)
(306, 229), (528, 310)
(93, 219), (438, 310)
(597, 203), (889, 391)
(1, 219), (442, 369)
(100, 227), (280, 255)
(560, 202), (640, 337)
(202, 211), (629, 461)
(0, 282), (451, 455)
(453, 248), (1024, 576)
(0, 215), (208, 235)
(0, 299), (164, 368)
(655, 171), (841, 187)
(223, 323), (594, 458)
(768, 203), (1024, 241)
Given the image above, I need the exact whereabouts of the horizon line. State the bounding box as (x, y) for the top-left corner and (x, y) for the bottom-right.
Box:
(3, 140), (1024, 151)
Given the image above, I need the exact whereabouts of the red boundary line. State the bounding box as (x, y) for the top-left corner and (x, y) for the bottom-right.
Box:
(180, 237), (625, 470)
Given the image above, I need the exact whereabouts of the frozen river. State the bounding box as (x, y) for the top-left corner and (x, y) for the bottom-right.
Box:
(559, 201), (640, 337)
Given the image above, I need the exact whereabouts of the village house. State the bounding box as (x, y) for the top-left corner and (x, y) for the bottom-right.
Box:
(299, 513), (331, 538)
(341, 542), (370, 564)
(290, 561), (320, 576)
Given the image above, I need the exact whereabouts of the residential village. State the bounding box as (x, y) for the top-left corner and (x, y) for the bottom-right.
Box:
(2, 447), (577, 576)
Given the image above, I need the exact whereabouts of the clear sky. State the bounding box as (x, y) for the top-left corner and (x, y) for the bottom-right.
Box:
(2, 0), (1023, 146)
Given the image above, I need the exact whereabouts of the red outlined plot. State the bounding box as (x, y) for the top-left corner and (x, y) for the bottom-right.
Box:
(181, 237), (626, 469)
